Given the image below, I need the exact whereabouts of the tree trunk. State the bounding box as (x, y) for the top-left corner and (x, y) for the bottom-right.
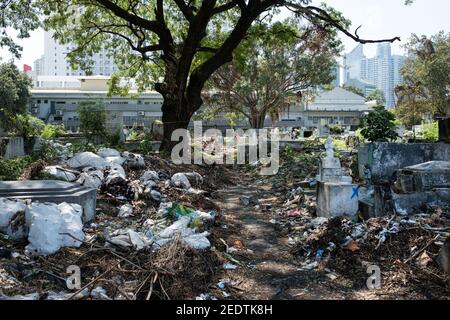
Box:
(159, 99), (192, 153)
(249, 113), (266, 129)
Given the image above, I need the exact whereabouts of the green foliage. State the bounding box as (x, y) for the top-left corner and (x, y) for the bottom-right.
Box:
(360, 106), (399, 142)
(0, 1), (40, 58)
(41, 124), (66, 140)
(139, 131), (154, 155)
(401, 32), (450, 116)
(127, 129), (144, 141)
(12, 113), (45, 139)
(420, 122), (439, 142)
(332, 138), (347, 150)
(106, 130), (122, 147)
(0, 62), (32, 131)
(208, 18), (342, 129)
(365, 89), (386, 105)
(0, 156), (33, 181)
(69, 143), (99, 154)
(327, 124), (344, 135)
(78, 101), (106, 142)
(33, 141), (59, 162)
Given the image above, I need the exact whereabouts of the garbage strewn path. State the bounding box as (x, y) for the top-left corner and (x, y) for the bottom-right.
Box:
(213, 177), (355, 300)
(212, 173), (449, 300)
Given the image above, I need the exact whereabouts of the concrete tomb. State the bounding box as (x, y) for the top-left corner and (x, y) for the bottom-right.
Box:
(0, 180), (97, 222)
(316, 137), (359, 218)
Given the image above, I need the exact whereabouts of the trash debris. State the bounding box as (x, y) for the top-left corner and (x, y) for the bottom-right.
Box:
(118, 204), (133, 218)
(240, 196), (258, 206)
(107, 229), (152, 251)
(223, 262), (238, 270)
(76, 169), (104, 189)
(25, 202), (84, 256)
(171, 172), (192, 189)
(123, 152), (145, 169)
(43, 166), (78, 182)
(91, 286), (112, 300)
(0, 198), (27, 239)
(68, 152), (108, 169)
(0, 292), (40, 300)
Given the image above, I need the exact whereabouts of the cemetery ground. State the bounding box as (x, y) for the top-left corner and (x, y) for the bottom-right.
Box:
(0, 138), (449, 300)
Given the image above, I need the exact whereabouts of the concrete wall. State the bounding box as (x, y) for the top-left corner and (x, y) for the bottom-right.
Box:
(0, 137), (25, 159)
(358, 142), (450, 181)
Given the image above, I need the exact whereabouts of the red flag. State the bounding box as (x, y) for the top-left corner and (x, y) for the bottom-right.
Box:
(23, 64), (32, 72)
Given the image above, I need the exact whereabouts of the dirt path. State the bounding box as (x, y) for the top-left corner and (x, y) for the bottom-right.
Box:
(210, 173), (390, 300)
(212, 177), (341, 300)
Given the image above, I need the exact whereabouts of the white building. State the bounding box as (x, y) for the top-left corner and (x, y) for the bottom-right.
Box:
(33, 31), (118, 79)
(279, 87), (375, 131)
(29, 76), (163, 132)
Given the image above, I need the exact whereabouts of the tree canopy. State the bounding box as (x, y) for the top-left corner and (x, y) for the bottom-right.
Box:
(0, 61), (32, 132)
(399, 32), (450, 117)
(204, 18), (341, 128)
(365, 89), (386, 106)
(1, 0), (405, 151)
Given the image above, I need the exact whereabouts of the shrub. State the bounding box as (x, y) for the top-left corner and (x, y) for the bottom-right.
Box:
(327, 124), (344, 135)
(360, 106), (399, 142)
(41, 124), (66, 140)
(33, 141), (60, 162)
(107, 130), (122, 147)
(78, 101), (106, 142)
(139, 131), (154, 155)
(0, 156), (33, 180)
(420, 122), (439, 142)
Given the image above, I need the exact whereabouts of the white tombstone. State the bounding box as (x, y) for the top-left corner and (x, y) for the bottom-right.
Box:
(316, 136), (359, 217)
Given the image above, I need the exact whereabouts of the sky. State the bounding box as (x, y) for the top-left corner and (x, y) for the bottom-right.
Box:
(1, 0), (449, 69)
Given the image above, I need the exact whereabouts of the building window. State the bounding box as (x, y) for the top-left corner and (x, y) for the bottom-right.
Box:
(44, 100), (48, 103)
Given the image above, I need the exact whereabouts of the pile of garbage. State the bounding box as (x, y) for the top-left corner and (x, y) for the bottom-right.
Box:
(271, 187), (450, 297)
(0, 146), (228, 300)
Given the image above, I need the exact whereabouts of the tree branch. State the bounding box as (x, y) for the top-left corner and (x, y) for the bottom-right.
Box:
(285, 3), (401, 44)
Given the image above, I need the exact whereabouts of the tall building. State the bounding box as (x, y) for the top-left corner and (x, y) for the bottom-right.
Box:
(331, 62), (341, 87)
(34, 31), (118, 79)
(343, 43), (406, 108)
(343, 44), (365, 83)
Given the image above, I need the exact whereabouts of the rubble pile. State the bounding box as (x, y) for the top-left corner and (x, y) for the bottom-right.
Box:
(0, 146), (230, 300)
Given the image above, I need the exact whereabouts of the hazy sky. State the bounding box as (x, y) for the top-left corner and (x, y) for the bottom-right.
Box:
(1, 0), (449, 68)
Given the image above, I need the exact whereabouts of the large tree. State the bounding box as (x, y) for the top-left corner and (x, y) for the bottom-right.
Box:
(365, 88), (386, 106)
(399, 32), (450, 118)
(205, 19), (341, 128)
(0, 61), (32, 132)
(2, 0), (404, 151)
(394, 84), (432, 127)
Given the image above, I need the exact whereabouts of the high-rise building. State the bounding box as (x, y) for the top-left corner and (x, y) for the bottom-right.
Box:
(343, 43), (406, 108)
(331, 62), (341, 87)
(343, 44), (365, 83)
(34, 30), (118, 78)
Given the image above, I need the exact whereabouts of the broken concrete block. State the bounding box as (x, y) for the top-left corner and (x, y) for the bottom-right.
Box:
(317, 182), (359, 218)
(396, 161), (450, 193)
(0, 180), (97, 223)
(358, 143), (450, 181)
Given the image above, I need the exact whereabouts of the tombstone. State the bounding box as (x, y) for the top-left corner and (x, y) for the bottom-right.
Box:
(316, 136), (359, 218)
(0, 180), (97, 222)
